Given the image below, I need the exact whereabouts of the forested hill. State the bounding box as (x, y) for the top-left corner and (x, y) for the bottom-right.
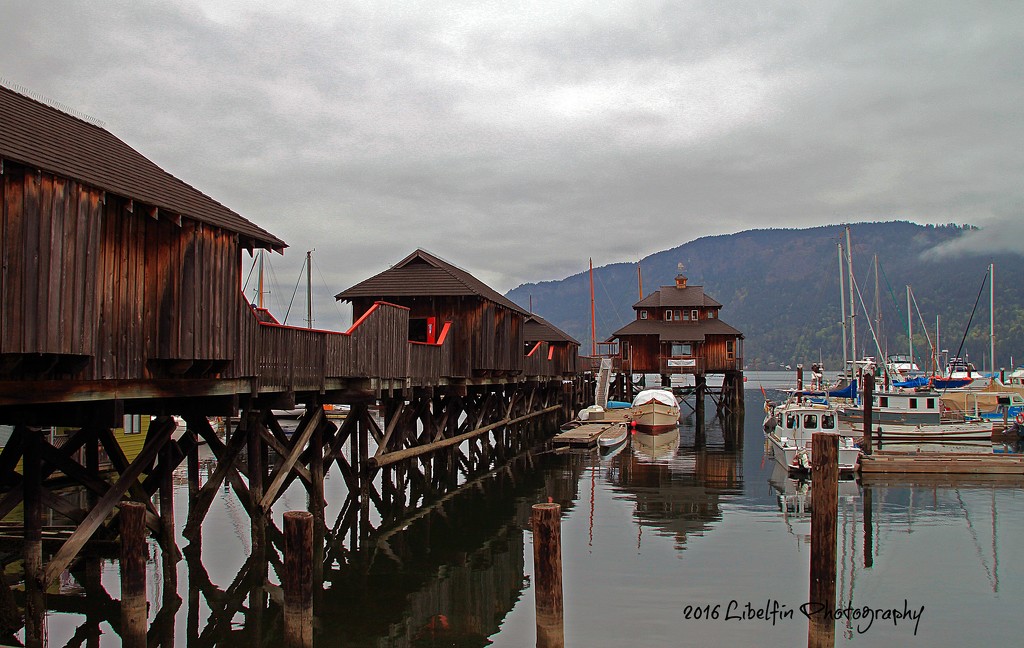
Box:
(506, 222), (1024, 370)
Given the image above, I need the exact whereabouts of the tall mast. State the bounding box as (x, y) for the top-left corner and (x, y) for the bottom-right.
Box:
(257, 250), (265, 310)
(838, 243), (848, 371)
(990, 262), (995, 372)
(306, 250), (313, 329)
(845, 226), (857, 364)
(589, 258), (597, 357)
(637, 261), (644, 301)
(874, 254), (881, 348)
(907, 285), (913, 367)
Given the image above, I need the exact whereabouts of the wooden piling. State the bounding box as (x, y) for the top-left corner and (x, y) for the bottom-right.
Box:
(284, 510), (314, 648)
(861, 373), (874, 455)
(531, 502), (564, 648)
(808, 432), (838, 648)
(120, 501), (148, 648)
(796, 364), (804, 391)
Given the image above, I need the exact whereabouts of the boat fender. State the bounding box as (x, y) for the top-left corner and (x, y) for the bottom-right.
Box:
(1016, 412), (1024, 426)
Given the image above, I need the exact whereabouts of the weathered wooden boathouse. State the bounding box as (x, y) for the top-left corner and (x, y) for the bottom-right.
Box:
(0, 84), (585, 643)
(608, 271), (745, 422)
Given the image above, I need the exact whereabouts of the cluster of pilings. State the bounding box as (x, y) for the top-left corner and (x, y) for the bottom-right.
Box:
(0, 377), (579, 646)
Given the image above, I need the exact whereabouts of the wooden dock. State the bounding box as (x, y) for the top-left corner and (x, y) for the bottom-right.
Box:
(860, 451), (1024, 475)
(552, 409), (630, 447)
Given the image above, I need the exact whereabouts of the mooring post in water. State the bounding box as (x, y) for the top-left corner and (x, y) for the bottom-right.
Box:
(532, 502), (564, 648)
(808, 432), (838, 648)
(861, 372), (874, 455)
(120, 501), (148, 648)
(796, 364), (804, 391)
(284, 510), (314, 648)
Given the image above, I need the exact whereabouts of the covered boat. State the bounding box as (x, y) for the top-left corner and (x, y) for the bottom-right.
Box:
(629, 388), (680, 433)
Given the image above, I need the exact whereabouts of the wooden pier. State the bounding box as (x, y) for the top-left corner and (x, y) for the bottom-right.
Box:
(860, 451), (1024, 475)
(0, 84), (602, 644)
(552, 409), (630, 447)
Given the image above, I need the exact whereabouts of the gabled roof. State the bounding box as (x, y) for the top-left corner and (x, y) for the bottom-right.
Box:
(335, 249), (529, 315)
(524, 313), (580, 345)
(635, 285), (722, 309)
(0, 84), (285, 251)
(610, 318), (743, 343)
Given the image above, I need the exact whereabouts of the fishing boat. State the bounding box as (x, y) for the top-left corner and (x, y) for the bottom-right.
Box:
(837, 388), (994, 440)
(764, 396), (861, 473)
(629, 388), (680, 433)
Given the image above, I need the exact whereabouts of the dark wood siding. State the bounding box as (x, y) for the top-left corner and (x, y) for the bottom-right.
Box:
(1, 162), (243, 381)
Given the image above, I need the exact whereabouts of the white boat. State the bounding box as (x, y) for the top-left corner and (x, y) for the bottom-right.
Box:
(597, 423), (628, 449)
(764, 397), (861, 473)
(629, 389), (680, 433)
(837, 389), (994, 441)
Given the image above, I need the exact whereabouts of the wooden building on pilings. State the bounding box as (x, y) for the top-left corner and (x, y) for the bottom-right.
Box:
(524, 313), (580, 377)
(336, 249), (535, 382)
(609, 272), (745, 424)
(0, 83), (584, 642)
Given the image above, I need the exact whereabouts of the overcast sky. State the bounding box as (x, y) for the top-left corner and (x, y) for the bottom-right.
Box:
(2, 1), (1022, 326)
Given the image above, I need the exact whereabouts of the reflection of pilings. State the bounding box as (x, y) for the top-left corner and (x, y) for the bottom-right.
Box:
(808, 433), (838, 648)
(23, 427), (44, 648)
(863, 487), (873, 569)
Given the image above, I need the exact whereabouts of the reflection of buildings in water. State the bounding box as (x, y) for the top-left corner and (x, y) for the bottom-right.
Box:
(601, 429), (744, 549)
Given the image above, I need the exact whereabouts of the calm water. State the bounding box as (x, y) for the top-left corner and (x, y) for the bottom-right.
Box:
(35, 372), (1024, 646)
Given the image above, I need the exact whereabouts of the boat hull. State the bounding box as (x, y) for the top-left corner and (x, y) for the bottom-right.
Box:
(767, 433), (860, 473)
(630, 401), (680, 432)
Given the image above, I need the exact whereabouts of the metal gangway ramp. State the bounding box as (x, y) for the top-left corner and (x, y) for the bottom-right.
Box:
(594, 357), (613, 408)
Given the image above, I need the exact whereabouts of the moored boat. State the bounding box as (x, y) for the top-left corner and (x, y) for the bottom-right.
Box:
(837, 388), (995, 440)
(764, 397), (861, 473)
(629, 388), (680, 433)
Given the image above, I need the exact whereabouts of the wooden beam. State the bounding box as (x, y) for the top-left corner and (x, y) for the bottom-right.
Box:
(370, 405), (560, 469)
(373, 402), (405, 458)
(182, 420), (251, 541)
(260, 407), (323, 512)
(42, 417), (175, 588)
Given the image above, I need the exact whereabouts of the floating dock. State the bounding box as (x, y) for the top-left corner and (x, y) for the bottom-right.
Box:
(553, 409), (631, 447)
(859, 451), (1024, 475)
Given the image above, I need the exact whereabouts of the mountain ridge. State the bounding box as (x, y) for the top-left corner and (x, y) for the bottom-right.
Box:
(506, 222), (1023, 370)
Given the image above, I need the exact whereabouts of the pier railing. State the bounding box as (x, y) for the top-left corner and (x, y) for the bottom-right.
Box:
(247, 299), (570, 394)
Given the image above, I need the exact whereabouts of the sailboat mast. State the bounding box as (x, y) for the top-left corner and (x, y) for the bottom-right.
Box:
(990, 262), (995, 372)
(907, 285), (913, 367)
(590, 258), (597, 357)
(306, 250), (313, 329)
(838, 243), (848, 371)
(257, 250), (265, 310)
(637, 261), (643, 301)
(846, 227), (857, 365)
(874, 254), (881, 347)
